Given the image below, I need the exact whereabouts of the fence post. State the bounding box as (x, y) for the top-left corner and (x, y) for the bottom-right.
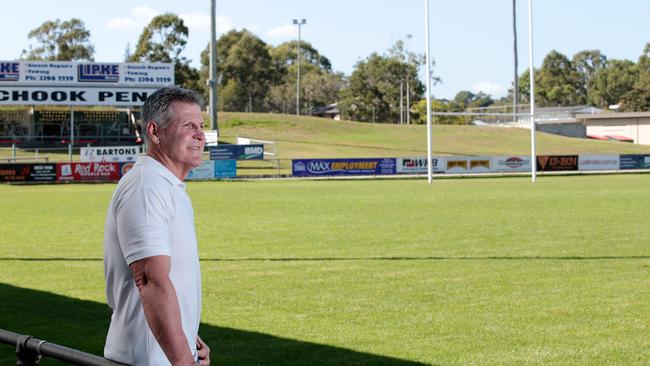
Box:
(68, 143), (72, 162)
(16, 335), (40, 366)
(12, 143), (16, 160)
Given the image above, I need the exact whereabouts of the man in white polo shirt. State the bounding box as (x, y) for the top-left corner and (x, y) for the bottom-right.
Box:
(103, 86), (210, 365)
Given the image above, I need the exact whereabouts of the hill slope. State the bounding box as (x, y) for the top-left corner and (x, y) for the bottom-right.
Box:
(216, 112), (650, 159)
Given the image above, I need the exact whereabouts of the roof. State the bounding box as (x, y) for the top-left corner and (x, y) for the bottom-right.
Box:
(576, 111), (650, 121)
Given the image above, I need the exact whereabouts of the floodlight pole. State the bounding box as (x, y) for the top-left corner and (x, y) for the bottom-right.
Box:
(209, 0), (219, 133)
(293, 18), (306, 116)
(528, 0), (537, 182)
(425, 0), (433, 184)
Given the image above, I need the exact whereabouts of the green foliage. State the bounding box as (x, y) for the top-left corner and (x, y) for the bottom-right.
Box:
(572, 50), (607, 105)
(130, 13), (188, 63)
(535, 50), (584, 106)
(590, 59), (638, 108)
(339, 46), (425, 123)
(129, 13), (203, 95)
(21, 18), (95, 61)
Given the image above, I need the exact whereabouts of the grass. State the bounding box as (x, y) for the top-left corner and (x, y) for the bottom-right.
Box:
(0, 174), (649, 365)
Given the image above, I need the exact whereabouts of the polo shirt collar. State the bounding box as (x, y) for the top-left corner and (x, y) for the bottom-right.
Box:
(137, 155), (186, 189)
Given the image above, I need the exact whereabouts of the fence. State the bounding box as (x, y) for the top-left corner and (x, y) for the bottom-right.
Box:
(0, 328), (126, 366)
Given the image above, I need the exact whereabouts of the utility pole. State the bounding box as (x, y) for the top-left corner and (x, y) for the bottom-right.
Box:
(406, 79), (411, 125)
(513, 0), (519, 122)
(209, 0), (219, 132)
(400, 80), (404, 124)
(293, 18), (306, 115)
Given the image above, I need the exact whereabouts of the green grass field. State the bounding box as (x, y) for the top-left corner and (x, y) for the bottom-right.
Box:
(1, 174), (649, 365)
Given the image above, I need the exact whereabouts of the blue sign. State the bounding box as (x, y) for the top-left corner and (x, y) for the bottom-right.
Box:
(292, 158), (396, 177)
(78, 64), (119, 82)
(619, 154), (650, 170)
(215, 160), (237, 178)
(209, 144), (264, 160)
(0, 62), (19, 81)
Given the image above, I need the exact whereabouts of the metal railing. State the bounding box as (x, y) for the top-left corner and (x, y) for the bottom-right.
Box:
(0, 329), (127, 366)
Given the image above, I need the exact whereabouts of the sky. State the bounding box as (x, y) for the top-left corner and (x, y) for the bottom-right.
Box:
(2, 0), (649, 99)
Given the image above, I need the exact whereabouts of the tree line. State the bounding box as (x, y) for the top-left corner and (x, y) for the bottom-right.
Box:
(18, 15), (650, 124)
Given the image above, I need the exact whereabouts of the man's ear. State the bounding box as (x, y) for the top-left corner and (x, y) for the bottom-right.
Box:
(146, 122), (159, 144)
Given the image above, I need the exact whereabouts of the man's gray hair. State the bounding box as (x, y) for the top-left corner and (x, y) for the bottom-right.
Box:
(141, 86), (204, 142)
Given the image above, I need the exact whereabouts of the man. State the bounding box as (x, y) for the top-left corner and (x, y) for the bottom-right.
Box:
(103, 86), (210, 365)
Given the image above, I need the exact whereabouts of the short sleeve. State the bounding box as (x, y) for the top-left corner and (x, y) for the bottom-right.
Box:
(115, 186), (173, 265)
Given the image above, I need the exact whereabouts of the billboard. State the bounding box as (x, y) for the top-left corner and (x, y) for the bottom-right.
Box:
(0, 163), (57, 182)
(187, 161), (215, 180)
(215, 160), (237, 178)
(292, 158), (396, 176)
(578, 155), (619, 171)
(0, 87), (160, 106)
(0, 61), (173, 86)
(468, 157), (491, 173)
(619, 154), (650, 170)
(396, 157), (446, 174)
(209, 144), (264, 160)
(492, 156), (532, 173)
(57, 162), (121, 181)
(81, 146), (142, 163)
(446, 158), (469, 174)
(537, 155), (579, 171)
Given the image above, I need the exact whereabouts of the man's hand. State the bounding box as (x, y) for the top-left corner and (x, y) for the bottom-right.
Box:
(196, 335), (210, 365)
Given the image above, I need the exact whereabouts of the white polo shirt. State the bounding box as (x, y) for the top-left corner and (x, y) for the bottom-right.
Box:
(103, 155), (201, 366)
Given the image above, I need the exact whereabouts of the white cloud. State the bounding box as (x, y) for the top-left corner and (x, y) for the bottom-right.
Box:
(216, 15), (236, 33)
(132, 6), (159, 20)
(472, 81), (507, 97)
(265, 23), (297, 38)
(180, 12), (210, 30)
(105, 17), (137, 30)
(105, 6), (159, 30)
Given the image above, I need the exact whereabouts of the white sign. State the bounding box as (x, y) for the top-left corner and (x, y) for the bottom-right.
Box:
(492, 156), (532, 172)
(81, 146), (142, 162)
(396, 157), (445, 173)
(0, 87), (160, 106)
(579, 154), (619, 171)
(187, 161), (215, 180)
(205, 130), (219, 147)
(0, 61), (173, 86)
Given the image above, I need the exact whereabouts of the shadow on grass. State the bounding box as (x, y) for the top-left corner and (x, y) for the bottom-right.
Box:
(1, 255), (649, 262)
(0, 283), (430, 366)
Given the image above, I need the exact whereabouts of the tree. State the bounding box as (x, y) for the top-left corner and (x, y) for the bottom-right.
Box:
(22, 18), (95, 61)
(590, 59), (638, 108)
(130, 13), (203, 95)
(199, 29), (276, 112)
(130, 13), (188, 63)
(535, 50), (583, 106)
(339, 39), (428, 123)
(572, 49), (606, 104)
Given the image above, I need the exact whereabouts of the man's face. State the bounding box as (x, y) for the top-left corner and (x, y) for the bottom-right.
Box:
(156, 101), (205, 172)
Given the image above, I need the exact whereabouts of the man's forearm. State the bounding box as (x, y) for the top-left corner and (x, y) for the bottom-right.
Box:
(139, 274), (196, 365)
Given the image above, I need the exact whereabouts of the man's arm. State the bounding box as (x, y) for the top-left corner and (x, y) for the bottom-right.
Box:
(131, 255), (197, 366)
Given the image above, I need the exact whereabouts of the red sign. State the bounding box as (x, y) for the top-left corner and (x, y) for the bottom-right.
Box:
(56, 162), (121, 181)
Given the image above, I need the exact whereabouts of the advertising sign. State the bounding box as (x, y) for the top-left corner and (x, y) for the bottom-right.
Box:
(536, 155), (579, 171)
(0, 163), (56, 182)
(396, 157), (445, 174)
(0, 87), (159, 106)
(187, 161), (215, 180)
(0, 61), (173, 86)
(468, 157), (491, 173)
(57, 162), (121, 181)
(81, 146), (142, 163)
(215, 160), (237, 178)
(446, 158), (469, 174)
(292, 158), (396, 176)
(492, 156), (531, 173)
(578, 155), (619, 171)
(209, 144), (264, 160)
(119, 162), (135, 177)
(619, 154), (650, 170)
